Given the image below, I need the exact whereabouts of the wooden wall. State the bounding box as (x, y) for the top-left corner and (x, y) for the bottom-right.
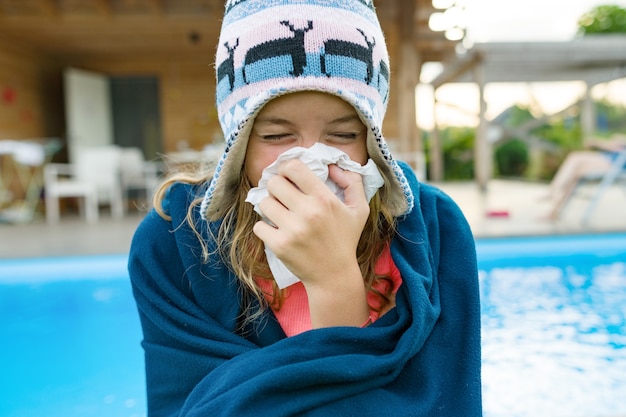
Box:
(0, 39), (65, 143)
(1, 39), (221, 158)
(68, 54), (221, 154)
(1, 29), (410, 160)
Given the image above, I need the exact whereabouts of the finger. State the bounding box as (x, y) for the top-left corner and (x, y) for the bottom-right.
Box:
(276, 159), (330, 198)
(328, 164), (367, 208)
(264, 173), (307, 213)
(252, 218), (279, 244)
(257, 192), (290, 228)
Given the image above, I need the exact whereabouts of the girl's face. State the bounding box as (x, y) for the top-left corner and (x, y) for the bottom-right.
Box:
(244, 92), (369, 186)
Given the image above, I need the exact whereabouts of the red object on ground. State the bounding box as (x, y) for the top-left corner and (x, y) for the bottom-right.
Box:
(486, 210), (510, 218)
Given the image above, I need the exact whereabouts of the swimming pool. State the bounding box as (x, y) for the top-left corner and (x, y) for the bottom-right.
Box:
(0, 255), (144, 417)
(478, 233), (626, 417)
(0, 233), (625, 417)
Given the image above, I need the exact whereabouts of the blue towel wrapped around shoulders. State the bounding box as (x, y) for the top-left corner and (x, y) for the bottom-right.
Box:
(129, 163), (482, 416)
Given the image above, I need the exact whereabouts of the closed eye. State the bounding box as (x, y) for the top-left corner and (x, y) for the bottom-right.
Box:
(261, 134), (292, 141)
(331, 133), (359, 139)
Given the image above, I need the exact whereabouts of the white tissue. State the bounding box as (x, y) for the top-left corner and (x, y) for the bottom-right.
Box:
(245, 143), (384, 289)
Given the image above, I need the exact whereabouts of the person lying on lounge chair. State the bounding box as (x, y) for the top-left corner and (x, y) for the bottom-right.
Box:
(544, 134), (626, 220)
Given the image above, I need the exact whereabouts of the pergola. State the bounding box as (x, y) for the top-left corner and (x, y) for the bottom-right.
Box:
(0, 0), (460, 159)
(429, 35), (626, 187)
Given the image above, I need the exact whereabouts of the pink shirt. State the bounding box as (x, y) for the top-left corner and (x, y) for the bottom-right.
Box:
(256, 245), (403, 337)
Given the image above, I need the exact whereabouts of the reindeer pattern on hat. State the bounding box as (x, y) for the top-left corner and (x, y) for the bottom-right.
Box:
(215, 8), (390, 133)
(217, 21), (388, 88)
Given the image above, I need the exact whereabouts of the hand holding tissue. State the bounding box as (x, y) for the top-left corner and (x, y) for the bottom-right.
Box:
(245, 143), (384, 289)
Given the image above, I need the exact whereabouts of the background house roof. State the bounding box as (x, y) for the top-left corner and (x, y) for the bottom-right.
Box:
(431, 35), (626, 87)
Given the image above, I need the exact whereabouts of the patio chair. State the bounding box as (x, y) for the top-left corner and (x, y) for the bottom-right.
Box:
(559, 148), (626, 225)
(44, 145), (124, 224)
(119, 147), (161, 210)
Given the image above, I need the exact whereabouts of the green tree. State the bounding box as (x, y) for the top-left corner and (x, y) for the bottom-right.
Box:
(441, 127), (475, 180)
(578, 5), (626, 34)
(494, 139), (529, 178)
(424, 127), (475, 181)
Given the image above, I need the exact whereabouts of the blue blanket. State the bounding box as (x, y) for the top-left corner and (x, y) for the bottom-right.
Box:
(129, 163), (482, 416)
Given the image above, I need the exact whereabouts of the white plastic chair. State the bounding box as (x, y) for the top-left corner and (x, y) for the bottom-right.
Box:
(119, 147), (160, 209)
(44, 145), (124, 224)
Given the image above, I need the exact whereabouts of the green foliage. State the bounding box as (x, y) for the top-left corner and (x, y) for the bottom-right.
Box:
(494, 139), (529, 177)
(427, 100), (626, 182)
(534, 119), (581, 152)
(492, 105), (541, 179)
(441, 127), (475, 180)
(578, 5), (626, 34)
(596, 99), (626, 132)
(531, 119), (581, 180)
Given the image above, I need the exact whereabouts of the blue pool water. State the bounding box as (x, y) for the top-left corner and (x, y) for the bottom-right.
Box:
(477, 233), (626, 417)
(0, 255), (144, 417)
(1, 234), (625, 417)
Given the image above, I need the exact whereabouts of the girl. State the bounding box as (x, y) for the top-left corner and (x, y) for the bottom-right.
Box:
(129, 1), (482, 416)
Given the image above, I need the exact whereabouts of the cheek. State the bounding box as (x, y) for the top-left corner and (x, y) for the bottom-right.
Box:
(345, 141), (369, 165)
(352, 149), (369, 165)
(244, 159), (264, 187)
(244, 148), (281, 187)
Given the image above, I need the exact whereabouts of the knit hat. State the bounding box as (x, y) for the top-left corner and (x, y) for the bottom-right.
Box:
(200, 0), (414, 220)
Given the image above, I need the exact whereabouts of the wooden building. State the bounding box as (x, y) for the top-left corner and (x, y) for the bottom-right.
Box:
(0, 0), (459, 163)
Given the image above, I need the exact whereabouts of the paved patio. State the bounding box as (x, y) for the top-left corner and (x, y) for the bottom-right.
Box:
(1, 179), (625, 259)
(438, 179), (626, 238)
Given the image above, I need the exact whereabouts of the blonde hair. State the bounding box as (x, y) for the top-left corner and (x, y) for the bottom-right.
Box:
(153, 164), (397, 327)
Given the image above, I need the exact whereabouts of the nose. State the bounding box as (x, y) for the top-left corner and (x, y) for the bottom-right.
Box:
(298, 136), (320, 149)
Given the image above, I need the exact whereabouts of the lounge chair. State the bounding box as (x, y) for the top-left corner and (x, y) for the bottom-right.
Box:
(558, 147), (626, 225)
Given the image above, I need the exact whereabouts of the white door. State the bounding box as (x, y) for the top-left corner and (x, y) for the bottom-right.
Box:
(64, 67), (113, 162)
